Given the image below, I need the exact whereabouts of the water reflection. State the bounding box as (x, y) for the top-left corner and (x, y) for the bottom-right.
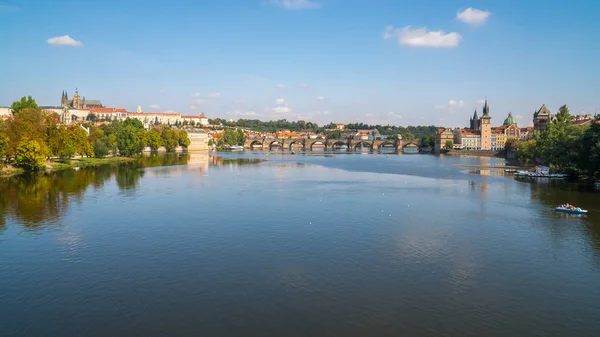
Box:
(0, 153), (263, 231)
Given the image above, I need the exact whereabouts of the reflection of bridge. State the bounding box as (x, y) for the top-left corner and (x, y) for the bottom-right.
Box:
(244, 138), (420, 152)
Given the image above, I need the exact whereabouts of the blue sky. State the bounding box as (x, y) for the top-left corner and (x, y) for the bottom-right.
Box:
(1, 0), (598, 127)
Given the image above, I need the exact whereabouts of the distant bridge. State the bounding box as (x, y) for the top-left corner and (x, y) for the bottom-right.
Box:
(244, 138), (420, 152)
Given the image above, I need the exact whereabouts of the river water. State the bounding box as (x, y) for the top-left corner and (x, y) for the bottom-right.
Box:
(1, 152), (599, 336)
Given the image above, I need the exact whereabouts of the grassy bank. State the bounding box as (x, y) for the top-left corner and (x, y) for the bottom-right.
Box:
(0, 165), (25, 178)
(47, 157), (135, 171)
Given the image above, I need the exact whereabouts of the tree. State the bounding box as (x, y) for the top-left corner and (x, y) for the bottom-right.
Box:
(117, 118), (146, 156)
(504, 138), (520, 151)
(87, 113), (98, 122)
(422, 135), (435, 148)
(404, 133), (415, 141)
(161, 128), (179, 152)
(178, 130), (191, 148)
(93, 139), (109, 158)
(517, 140), (536, 164)
(10, 96), (40, 115)
(147, 128), (162, 151)
(555, 105), (574, 124)
(6, 108), (48, 159)
(445, 140), (453, 150)
(15, 140), (46, 170)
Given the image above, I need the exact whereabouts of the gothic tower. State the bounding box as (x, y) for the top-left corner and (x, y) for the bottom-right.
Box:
(72, 88), (81, 109)
(61, 90), (69, 107)
(480, 99), (492, 150)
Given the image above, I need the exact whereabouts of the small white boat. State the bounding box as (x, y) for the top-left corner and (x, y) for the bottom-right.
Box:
(227, 145), (244, 151)
(555, 207), (587, 214)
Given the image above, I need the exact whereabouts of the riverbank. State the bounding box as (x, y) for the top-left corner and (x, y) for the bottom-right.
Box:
(1, 157), (135, 178)
(47, 157), (135, 171)
(444, 150), (504, 158)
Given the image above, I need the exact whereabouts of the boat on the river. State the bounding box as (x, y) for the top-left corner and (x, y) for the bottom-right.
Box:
(555, 204), (587, 214)
(514, 166), (567, 178)
(227, 145), (244, 151)
(504, 169), (517, 174)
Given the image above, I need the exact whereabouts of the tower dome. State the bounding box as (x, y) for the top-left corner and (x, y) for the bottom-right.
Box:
(503, 112), (517, 125)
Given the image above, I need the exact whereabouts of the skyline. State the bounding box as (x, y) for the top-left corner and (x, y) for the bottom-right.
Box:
(1, 0), (599, 127)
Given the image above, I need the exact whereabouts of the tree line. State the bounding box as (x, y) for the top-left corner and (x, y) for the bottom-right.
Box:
(512, 105), (600, 179)
(0, 97), (191, 171)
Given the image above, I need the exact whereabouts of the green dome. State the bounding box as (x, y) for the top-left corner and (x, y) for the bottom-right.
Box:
(503, 112), (517, 125)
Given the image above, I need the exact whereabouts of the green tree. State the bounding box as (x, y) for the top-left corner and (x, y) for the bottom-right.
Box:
(6, 108), (48, 159)
(555, 105), (574, 124)
(178, 130), (191, 147)
(162, 128), (179, 152)
(15, 140), (46, 170)
(0, 120), (8, 161)
(517, 140), (536, 164)
(93, 139), (109, 158)
(404, 133), (415, 141)
(147, 128), (162, 150)
(117, 118), (146, 156)
(10, 96), (40, 115)
(579, 117), (600, 179)
(444, 140), (453, 150)
(504, 138), (520, 151)
(87, 113), (98, 122)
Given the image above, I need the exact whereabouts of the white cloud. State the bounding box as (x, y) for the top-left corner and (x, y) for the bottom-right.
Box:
(457, 8), (491, 26)
(435, 100), (465, 109)
(476, 99), (486, 105)
(365, 113), (376, 117)
(317, 96), (325, 100)
(276, 84), (285, 89)
(269, 0), (321, 10)
(272, 106), (292, 114)
(516, 114), (523, 120)
(388, 111), (403, 119)
(271, 97), (292, 114)
(193, 92), (220, 99)
(384, 26), (461, 48)
(149, 104), (160, 109)
(47, 35), (83, 47)
(227, 110), (258, 117)
(190, 105), (197, 110)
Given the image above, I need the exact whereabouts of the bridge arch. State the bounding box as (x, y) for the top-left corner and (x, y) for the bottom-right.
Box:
(288, 140), (304, 150)
(268, 140), (283, 150)
(377, 141), (396, 151)
(310, 141), (326, 150)
(403, 142), (420, 154)
(330, 140), (348, 149)
(249, 140), (263, 149)
(354, 141), (372, 150)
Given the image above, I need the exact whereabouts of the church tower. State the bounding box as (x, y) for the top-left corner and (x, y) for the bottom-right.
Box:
(61, 90), (69, 107)
(480, 99), (492, 150)
(72, 88), (81, 109)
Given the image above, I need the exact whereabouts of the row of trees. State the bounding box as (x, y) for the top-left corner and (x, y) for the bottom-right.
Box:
(0, 97), (191, 171)
(209, 128), (245, 148)
(514, 105), (600, 179)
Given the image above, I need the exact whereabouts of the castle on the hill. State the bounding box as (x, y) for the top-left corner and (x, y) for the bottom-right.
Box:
(61, 88), (103, 109)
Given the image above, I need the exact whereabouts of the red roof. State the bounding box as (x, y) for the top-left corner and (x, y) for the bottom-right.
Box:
(128, 112), (180, 116)
(89, 107), (127, 113)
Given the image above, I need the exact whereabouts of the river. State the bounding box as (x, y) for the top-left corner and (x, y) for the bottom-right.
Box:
(1, 152), (599, 336)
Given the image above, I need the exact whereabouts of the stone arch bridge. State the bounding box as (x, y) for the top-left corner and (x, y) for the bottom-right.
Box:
(244, 138), (420, 152)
